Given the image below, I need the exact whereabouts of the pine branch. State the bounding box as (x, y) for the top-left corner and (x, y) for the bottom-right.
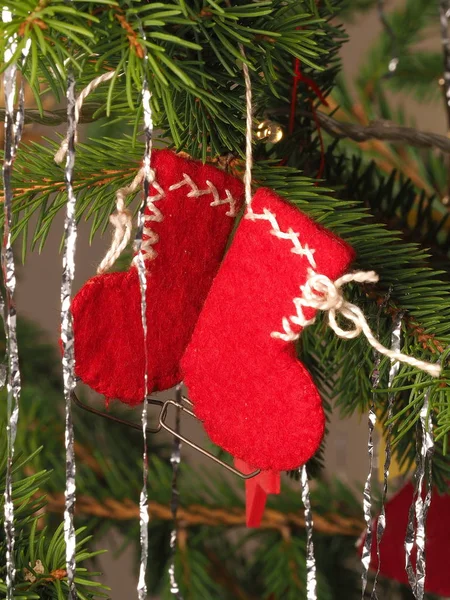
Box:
(0, 442), (109, 599)
(1, 0), (339, 158)
(3, 3), (449, 598)
(6, 135), (450, 457)
(321, 149), (450, 265)
(9, 103), (450, 156)
(387, 52), (443, 103)
(203, 550), (256, 600)
(338, 0), (379, 21)
(250, 533), (308, 600)
(0, 103), (103, 126)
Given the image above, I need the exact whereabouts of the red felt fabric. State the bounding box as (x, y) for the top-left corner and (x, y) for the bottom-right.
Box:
(71, 149), (243, 405)
(181, 188), (355, 471)
(235, 459), (281, 527)
(359, 482), (450, 596)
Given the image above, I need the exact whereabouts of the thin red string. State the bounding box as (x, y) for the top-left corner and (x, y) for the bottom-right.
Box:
(308, 96), (326, 180)
(288, 58), (302, 135)
(288, 57), (329, 180)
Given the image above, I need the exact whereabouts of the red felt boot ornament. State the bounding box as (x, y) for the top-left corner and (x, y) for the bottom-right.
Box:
(181, 187), (355, 523)
(72, 149), (243, 405)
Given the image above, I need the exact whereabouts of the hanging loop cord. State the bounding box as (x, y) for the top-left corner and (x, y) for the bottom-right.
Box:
(53, 70), (147, 275)
(239, 44), (254, 213)
(54, 70), (116, 164)
(288, 56), (328, 180)
(238, 48), (440, 379)
(97, 169), (144, 274)
(239, 27), (439, 600)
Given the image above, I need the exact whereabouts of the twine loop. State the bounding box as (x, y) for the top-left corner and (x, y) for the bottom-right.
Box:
(97, 168), (146, 274)
(54, 70), (116, 165)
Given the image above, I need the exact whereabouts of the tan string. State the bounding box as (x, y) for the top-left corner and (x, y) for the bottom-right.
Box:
(97, 169), (144, 274)
(238, 45), (440, 379)
(272, 270), (441, 377)
(52, 69), (142, 276)
(239, 44), (254, 212)
(54, 70), (117, 164)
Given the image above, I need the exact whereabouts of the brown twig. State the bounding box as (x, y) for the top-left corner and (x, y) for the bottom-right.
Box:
(266, 102), (448, 194)
(0, 166), (139, 203)
(17, 0), (48, 37)
(6, 103), (450, 156)
(365, 292), (445, 356)
(114, 7), (145, 59)
(70, 442), (364, 538)
(297, 109), (450, 156)
(329, 99), (436, 196)
(45, 492), (364, 537)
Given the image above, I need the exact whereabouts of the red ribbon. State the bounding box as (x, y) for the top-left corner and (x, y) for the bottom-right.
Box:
(234, 458), (281, 528)
(289, 57), (329, 180)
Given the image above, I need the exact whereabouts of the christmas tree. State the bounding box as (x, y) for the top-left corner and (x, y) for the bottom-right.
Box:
(1, 0), (449, 598)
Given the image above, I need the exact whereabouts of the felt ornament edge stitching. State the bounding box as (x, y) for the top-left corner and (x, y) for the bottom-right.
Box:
(132, 176), (164, 262)
(246, 207), (317, 267)
(135, 172), (238, 263)
(245, 207), (318, 340)
(100, 165), (239, 273)
(168, 173), (237, 217)
(245, 204), (440, 377)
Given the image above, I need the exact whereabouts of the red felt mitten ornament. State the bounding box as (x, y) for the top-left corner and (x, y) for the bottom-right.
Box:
(72, 149), (243, 404)
(181, 187), (355, 524)
(358, 482), (450, 596)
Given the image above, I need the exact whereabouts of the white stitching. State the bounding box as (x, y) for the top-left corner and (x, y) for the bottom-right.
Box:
(132, 180), (165, 264)
(98, 167), (238, 271)
(271, 267), (317, 342)
(208, 182), (236, 217)
(246, 208), (317, 268)
(135, 172), (237, 263)
(168, 173), (236, 216)
(245, 208), (317, 342)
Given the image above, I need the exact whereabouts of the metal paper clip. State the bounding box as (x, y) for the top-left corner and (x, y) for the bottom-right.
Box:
(71, 391), (164, 434)
(72, 389), (260, 480)
(159, 396), (260, 480)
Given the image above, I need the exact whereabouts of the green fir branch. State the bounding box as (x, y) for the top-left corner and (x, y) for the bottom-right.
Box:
(0, 445), (109, 599)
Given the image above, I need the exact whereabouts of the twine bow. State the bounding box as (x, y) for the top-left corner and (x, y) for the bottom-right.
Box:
(294, 271), (441, 378)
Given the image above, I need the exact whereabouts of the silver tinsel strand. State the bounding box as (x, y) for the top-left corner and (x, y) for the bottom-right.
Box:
(134, 15), (153, 598)
(405, 387), (434, 600)
(2, 10), (26, 598)
(300, 465), (317, 600)
(168, 385), (184, 599)
(371, 313), (402, 599)
(361, 351), (381, 599)
(61, 69), (79, 600)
